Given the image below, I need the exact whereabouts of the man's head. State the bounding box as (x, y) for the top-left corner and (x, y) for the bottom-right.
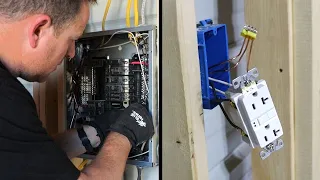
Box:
(0, 0), (97, 82)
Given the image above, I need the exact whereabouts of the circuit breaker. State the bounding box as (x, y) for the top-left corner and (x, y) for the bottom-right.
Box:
(64, 26), (158, 167)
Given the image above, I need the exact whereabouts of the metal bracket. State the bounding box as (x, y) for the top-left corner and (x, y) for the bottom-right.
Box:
(230, 68), (260, 95)
(232, 68), (259, 89)
(260, 138), (284, 160)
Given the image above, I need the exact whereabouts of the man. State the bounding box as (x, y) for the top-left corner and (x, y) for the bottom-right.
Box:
(0, 0), (155, 179)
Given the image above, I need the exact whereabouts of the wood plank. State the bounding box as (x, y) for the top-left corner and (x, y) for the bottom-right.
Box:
(57, 63), (67, 133)
(294, 0), (320, 179)
(44, 70), (58, 135)
(162, 0), (209, 179)
(33, 82), (40, 117)
(244, 1), (294, 180)
(33, 70), (60, 136)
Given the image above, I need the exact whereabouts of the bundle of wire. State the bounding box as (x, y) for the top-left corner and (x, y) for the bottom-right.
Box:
(207, 26), (257, 136)
(126, 0), (139, 27)
(209, 36), (255, 73)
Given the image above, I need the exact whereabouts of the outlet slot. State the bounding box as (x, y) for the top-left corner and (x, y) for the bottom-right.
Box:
(264, 136), (268, 141)
(253, 92), (258, 97)
(261, 97), (269, 104)
(273, 129), (280, 136)
(265, 125), (270, 129)
(252, 104), (256, 110)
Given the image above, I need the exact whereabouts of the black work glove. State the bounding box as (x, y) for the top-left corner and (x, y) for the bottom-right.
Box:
(108, 103), (155, 148)
(94, 109), (122, 136)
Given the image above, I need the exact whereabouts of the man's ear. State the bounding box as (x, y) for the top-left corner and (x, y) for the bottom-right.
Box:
(28, 15), (52, 48)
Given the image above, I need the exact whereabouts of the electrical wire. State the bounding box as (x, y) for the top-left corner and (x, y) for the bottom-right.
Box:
(211, 38), (250, 73)
(126, 0), (132, 27)
(92, 41), (131, 50)
(134, 0), (139, 26)
(69, 110), (76, 129)
(209, 86), (226, 95)
(208, 77), (232, 86)
(209, 81), (248, 137)
(129, 151), (149, 159)
(209, 38), (249, 70)
(78, 159), (89, 171)
(218, 103), (247, 136)
(129, 32), (149, 93)
(141, 142), (146, 151)
(141, 0), (147, 25)
(136, 166), (142, 180)
(94, 33), (148, 50)
(102, 0), (112, 31)
(98, 30), (132, 48)
(214, 88), (226, 95)
(246, 38), (254, 72)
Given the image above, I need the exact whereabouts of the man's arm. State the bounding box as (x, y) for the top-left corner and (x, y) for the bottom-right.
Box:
(54, 128), (131, 179)
(78, 132), (131, 180)
(55, 103), (154, 179)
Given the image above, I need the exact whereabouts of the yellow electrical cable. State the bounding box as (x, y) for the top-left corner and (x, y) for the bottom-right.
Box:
(78, 159), (89, 171)
(102, 0), (112, 31)
(126, 0), (132, 27)
(134, 0), (139, 26)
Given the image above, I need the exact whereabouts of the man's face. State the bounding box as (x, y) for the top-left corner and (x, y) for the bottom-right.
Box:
(20, 2), (90, 82)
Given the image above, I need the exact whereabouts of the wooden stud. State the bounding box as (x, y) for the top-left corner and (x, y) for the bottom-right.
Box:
(245, 1), (295, 179)
(162, 0), (209, 179)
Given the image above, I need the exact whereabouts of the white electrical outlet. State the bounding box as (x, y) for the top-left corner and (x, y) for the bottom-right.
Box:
(226, 68), (284, 160)
(238, 80), (283, 148)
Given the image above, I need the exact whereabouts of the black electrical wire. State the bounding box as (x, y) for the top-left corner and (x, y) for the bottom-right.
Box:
(136, 166), (142, 180)
(209, 81), (248, 137)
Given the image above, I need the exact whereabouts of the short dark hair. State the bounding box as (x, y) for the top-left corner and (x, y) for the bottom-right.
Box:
(0, 0), (97, 31)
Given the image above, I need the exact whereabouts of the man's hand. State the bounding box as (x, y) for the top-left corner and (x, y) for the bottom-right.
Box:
(95, 103), (155, 148)
(108, 103), (155, 147)
(78, 103), (155, 180)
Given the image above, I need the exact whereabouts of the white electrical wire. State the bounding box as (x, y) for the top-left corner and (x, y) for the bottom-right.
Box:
(99, 30), (135, 47)
(69, 94), (79, 129)
(141, 0), (147, 25)
(128, 32), (149, 93)
(69, 110), (76, 129)
(141, 142), (146, 151)
(128, 151), (149, 159)
(215, 88), (226, 95)
(209, 86), (226, 95)
(208, 77), (232, 86)
(91, 41), (131, 50)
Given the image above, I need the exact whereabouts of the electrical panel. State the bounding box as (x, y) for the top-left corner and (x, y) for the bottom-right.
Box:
(64, 26), (158, 167)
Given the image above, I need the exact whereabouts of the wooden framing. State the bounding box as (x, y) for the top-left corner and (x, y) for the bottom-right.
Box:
(293, 0), (320, 179)
(33, 69), (60, 136)
(245, 0), (320, 179)
(162, 0), (209, 179)
(244, 1), (295, 179)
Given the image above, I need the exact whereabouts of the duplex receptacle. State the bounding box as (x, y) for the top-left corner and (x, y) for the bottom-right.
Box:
(238, 80), (283, 148)
(239, 81), (274, 121)
(226, 68), (284, 159)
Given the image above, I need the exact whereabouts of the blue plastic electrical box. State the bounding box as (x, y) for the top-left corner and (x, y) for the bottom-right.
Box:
(197, 19), (231, 109)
